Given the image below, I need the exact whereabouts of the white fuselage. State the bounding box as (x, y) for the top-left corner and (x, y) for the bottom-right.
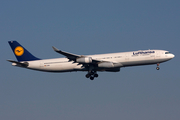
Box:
(14, 50), (174, 72)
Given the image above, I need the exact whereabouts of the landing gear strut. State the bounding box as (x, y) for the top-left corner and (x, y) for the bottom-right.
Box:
(85, 71), (98, 80)
(156, 63), (160, 70)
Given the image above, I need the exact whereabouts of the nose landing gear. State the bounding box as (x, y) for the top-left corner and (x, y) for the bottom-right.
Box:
(156, 63), (160, 70)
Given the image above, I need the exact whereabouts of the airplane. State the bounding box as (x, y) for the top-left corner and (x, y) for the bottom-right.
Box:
(7, 41), (175, 80)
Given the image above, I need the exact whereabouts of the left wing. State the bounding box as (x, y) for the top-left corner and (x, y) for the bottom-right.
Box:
(52, 46), (80, 61)
(52, 46), (101, 64)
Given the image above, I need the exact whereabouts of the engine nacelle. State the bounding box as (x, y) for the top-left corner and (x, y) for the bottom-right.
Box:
(98, 62), (114, 68)
(76, 57), (92, 63)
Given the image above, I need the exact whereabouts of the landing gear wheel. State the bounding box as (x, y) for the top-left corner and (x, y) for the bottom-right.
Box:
(85, 69), (98, 80)
(156, 67), (160, 70)
(94, 73), (98, 78)
(90, 76), (94, 80)
(156, 63), (160, 70)
(86, 74), (90, 78)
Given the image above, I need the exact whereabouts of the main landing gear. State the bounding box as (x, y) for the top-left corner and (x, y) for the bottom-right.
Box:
(156, 63), (160, 70)
(85, 71), (98, 80)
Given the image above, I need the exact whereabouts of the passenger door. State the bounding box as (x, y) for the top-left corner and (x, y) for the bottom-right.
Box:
(156, 51), (160, 59)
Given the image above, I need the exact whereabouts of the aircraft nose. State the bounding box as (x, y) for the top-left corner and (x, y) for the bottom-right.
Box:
(171, 54), (175, 58)
(172, 54), (175, 58)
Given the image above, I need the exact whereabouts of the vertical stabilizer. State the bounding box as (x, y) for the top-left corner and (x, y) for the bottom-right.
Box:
(8, 41), (40, 61)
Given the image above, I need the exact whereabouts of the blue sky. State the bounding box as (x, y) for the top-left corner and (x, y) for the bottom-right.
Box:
(0, 0), (180, 120)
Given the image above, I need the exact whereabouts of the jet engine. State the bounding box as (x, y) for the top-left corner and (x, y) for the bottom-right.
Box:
(98, 62), (114, 68)
(76, 57), (92, 63)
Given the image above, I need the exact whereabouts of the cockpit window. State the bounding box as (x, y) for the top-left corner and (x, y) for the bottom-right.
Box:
(165, 52), (170, 54)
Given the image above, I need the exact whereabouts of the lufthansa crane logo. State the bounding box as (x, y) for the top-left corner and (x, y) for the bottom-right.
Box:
(14, 46), (24, 56)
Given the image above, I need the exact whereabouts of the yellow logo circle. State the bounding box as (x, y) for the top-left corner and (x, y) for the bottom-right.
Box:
(14, 46), (24, 56)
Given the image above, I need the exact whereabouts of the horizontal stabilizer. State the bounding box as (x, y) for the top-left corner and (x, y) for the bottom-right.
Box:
(7, 60), (29, 67)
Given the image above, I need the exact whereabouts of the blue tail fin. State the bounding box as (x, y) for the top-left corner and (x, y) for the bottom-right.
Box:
(8, 41), (40, 61)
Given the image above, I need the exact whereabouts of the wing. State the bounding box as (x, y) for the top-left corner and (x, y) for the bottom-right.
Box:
(52, 46), (80, 61)
(52, 46), (101, 64)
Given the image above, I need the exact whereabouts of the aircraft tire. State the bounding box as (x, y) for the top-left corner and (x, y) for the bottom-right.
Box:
(156, 67), (160, 70)
(94, 74), (98, 78)
(90, 76), (94, 80)
(86, 74), (90, 78)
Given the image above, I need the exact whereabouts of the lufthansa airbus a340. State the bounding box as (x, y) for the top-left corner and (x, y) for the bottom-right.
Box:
(7, 41), (175, 80)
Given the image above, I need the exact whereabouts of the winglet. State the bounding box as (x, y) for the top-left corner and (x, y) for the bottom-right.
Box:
(52, 46), (59, 52)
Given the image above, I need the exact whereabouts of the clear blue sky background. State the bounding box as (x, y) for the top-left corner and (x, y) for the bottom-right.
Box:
(0, 0), (180, 120)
